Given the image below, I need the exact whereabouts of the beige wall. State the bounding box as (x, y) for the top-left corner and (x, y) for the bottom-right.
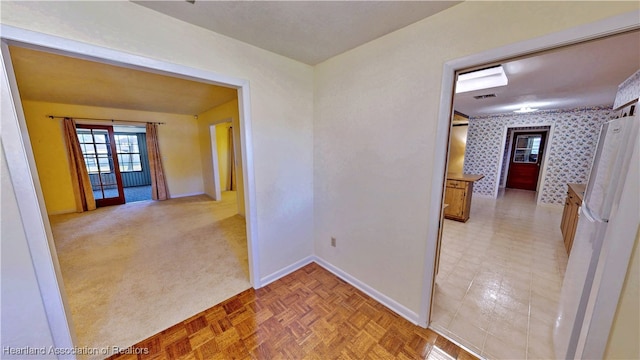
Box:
(3, 0), (639, 352)
(605, 229), (640, 359)
(197, 99), (246, 216)
(22, 100), (204, 214)
(313, 2), (639, 314)
(0, 145), (57, 356)
(1, 0), (315, 283)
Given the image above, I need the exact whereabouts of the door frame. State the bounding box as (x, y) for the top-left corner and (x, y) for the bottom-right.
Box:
(1, 25), (261, 353)
(500, 126), (552, 202)
(419, 9), (640, 357)
(209, 124), (223, 201)
(76, 124), (126, 207)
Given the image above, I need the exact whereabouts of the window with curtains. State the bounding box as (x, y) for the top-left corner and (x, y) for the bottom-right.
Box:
(114, 134), (142, 172)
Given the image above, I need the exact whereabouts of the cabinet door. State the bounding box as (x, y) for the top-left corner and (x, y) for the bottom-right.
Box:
(561, 196), (571, 238)
(444, 186), (465, 218)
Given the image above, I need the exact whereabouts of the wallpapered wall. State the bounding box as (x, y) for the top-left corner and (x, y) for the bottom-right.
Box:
(464, 107), (616, 204)
(613, 69), (640, 109)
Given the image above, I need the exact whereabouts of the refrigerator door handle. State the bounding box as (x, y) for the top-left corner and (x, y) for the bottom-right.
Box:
(581, 206), (596, 223)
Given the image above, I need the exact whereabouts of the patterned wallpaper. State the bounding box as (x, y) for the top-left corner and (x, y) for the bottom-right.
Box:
(463, 107), (616, 204)
(613, 69), (640, 109)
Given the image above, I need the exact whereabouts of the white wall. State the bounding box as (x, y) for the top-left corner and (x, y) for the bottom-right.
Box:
(314, 2), (639, 317)
(0, 1), (315, 282)
(0, 146), (57, 358)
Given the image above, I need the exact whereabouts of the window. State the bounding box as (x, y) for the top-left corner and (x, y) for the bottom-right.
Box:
(114, 134), (142, 172)
(77, 129), (112, 174)
(513, 134), (542, 163)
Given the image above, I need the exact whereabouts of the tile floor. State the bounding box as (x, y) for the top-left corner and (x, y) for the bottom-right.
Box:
(430, 189), (568, 359)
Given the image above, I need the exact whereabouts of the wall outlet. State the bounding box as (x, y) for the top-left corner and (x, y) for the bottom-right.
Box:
(331, 237), (336, 247)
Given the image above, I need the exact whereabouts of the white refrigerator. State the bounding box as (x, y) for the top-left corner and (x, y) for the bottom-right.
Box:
(554, 110), (639, 359)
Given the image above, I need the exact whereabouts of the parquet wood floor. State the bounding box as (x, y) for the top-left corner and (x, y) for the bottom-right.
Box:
(107, 263), (477, 360)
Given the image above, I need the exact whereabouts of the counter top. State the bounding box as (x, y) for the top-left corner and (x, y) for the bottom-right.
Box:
(568, 183), (586, 202)
(447, 173), (485, 182)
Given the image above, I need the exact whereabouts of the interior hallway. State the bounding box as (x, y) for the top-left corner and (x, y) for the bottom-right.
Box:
(107, 263), (478, 360)
(49, 191), (249, 358)
(431, 189), (567, 359)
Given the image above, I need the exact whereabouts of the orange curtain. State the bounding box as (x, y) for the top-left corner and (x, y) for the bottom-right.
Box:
(146, 123), (168, 200)
(62, 118), (96, 212)
(227, 126), (236, 191)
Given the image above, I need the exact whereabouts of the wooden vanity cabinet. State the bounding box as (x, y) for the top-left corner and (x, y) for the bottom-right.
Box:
(561, 184), (585, 255)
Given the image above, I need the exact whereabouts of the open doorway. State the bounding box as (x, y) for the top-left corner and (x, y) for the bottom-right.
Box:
(2, 37), (258, 355)
(502, 127), (550, 194)
(76, 124), (153, 206)
(425, 29), (640, 359)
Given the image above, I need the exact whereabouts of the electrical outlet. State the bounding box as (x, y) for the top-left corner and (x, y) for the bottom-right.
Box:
(331, 237), (336, 247)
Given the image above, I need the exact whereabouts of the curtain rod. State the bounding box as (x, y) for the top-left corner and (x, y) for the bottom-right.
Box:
(47, 115), (165, 125)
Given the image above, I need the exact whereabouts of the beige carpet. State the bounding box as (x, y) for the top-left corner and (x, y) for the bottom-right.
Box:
(49, 191), (250, 358)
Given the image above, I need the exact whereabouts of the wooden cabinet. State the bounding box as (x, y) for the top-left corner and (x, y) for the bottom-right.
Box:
(443, 174), (483, 222)
(444, 180), (471, 221)
(561, 184), (585, 255)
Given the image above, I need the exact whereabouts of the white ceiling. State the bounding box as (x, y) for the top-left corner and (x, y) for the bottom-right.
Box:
(454, 30), (640, 117)
(9, 5), (639, 120)
(10, 46), (238, 115)
(132, 1), (460, 65)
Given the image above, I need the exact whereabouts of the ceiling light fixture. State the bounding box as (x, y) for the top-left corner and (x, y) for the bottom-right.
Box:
(514, 106), (539, 113)
(455, 65), (508, 94)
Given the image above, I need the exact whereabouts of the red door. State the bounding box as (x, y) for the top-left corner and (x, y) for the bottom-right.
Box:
(506, 132), (546, 191)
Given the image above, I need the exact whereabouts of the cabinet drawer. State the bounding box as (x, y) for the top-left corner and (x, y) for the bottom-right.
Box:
(446, 180), (466, 189)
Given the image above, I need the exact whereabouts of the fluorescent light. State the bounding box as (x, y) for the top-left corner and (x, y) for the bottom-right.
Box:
(456, 65), (508, 93)
(514, 106), (538, 113)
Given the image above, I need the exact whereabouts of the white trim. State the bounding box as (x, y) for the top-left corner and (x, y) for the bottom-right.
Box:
(237, 85), (260, 287)
(0, 24), (261, 347)
(1, 41), (76, 358)
(260, 255), (422, 325)
(169, 192), (207, 199)
(209, 125), (222, 201)
(536, 125), (555, 204)
(421, 9), (640, 335)
(494, 126), (510, 197)
(259, 255), (315, 287)
(314, 256), (420, 325)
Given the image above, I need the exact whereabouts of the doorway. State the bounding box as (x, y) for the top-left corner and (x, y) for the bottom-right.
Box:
(1, 33), (259, 353)
(506, 131), (547, 191)
(422, 19), (640, 360)
(77, 125), (125, 207)
(77, 124), (153, 206)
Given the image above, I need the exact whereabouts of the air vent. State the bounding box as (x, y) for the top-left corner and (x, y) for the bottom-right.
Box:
(473, 94), (496, 100)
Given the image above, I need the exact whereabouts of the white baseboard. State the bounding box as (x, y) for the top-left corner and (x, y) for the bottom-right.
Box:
(170, 192), (206, 199)
(257, 255), (421, 325)
(313, 256), (420, 325)
(258, 255), (315, 287)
